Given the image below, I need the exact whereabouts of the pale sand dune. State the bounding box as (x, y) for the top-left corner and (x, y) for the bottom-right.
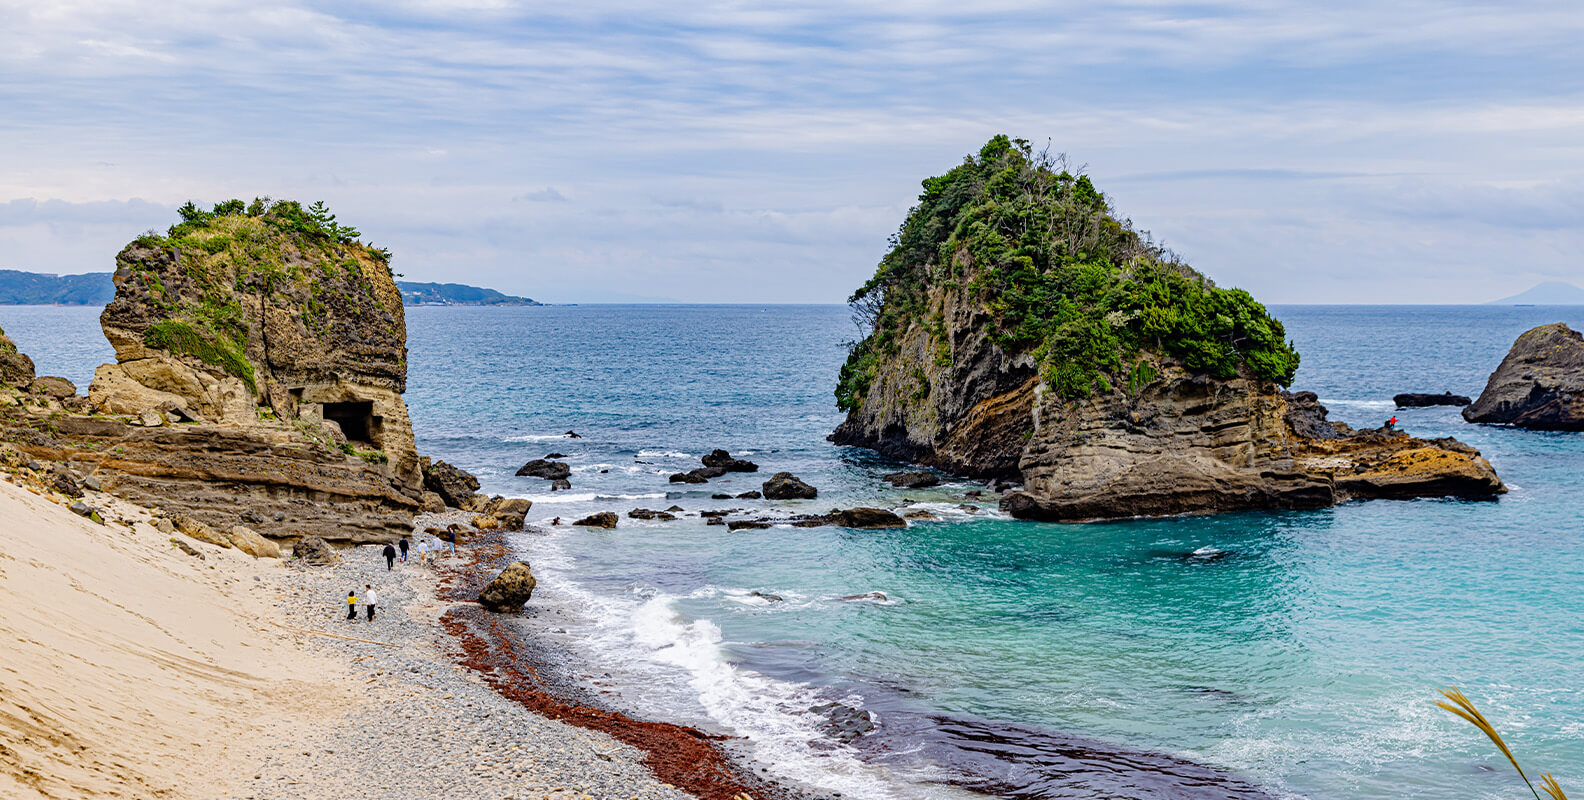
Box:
(0, 480), (350, 800)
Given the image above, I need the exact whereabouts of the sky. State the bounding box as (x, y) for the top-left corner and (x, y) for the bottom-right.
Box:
(1, 1), (1581, 304)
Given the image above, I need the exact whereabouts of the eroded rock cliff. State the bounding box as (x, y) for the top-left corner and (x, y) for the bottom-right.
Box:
(1463, 322), (1584, 430)
(0, 200), (436, 542)
(832, 137), (1503, 520)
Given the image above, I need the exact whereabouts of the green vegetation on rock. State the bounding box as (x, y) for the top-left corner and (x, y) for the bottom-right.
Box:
(143, 319), (257, 394)
(837, 135), (1299, 409)
(121, 198), (403, 395)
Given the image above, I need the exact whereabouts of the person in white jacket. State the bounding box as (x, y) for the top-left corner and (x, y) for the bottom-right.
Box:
(363, 584), (379, 621)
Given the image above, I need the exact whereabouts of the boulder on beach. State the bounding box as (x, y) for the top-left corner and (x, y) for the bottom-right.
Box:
(291, 535), (339, 565)
(478, 561), (537, 612)
(516, 459), (572, 480)
(424, 460), (480, 508)
(701, 449), (759, 472)
(486, 497), (532, 530)
(226, 525), (282, 559)
(1394, 392), (1471, 408)
(573, 511), (618, 529)
(762, 472), (817, 500)
(1464, 323), (1584, 430)
(882, 470), (940, 488)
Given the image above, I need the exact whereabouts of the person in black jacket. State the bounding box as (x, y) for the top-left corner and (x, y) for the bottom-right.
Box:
(382, 542), (397, 570)
(398, 537), (410, 563)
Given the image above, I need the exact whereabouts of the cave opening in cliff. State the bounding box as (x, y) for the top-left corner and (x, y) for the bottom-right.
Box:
(322, 401), (381, 448)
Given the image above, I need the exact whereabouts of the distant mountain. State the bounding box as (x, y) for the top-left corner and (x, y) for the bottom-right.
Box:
(0, 270), (115, 305)
(397, 282), (540, 306)
(1489, 281), (1584, 305)
(0, 270), (538, 307)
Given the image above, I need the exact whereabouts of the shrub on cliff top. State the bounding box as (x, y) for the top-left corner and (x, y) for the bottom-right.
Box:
(837, 135), (1299, 409)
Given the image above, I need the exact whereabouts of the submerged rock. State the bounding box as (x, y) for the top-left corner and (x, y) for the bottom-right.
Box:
(794, 507), (907, 529)
(1464, 322), (1584, 430)
(883, 470), (940, 488)
(478, 561), (537, 612)
(1394, 392), (1471, 408)
(762, 472), (818, 500)
(727, 519), (772, 530)
(550, 478), (571, 491)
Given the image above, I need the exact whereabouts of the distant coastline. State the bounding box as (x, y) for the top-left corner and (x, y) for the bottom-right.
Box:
(0, 269), (540, 307)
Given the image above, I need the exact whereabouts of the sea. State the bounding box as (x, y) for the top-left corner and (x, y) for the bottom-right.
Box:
(5, 303), (1582, 800)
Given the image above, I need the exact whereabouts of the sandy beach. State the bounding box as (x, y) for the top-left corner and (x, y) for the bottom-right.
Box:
(0, 468), (699, 800)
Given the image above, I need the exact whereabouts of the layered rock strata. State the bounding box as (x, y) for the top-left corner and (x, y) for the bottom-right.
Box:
(1463, 323), (1584, 430)
(0, 202), (436, 542)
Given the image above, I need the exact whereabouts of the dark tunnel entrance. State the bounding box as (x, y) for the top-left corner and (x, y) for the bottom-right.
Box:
(322, 400), (380, 447)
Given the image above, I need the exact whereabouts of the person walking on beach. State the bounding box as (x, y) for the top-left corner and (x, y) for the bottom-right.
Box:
(416, 538), (429, 567)
(446, 529), (456, 557)
(398, 537), (410, 563)
(346, 589), (358, 621)
(383, 542), (398, 570)
(364, 584), (379, 621)
(1385, 415), (1398, 431)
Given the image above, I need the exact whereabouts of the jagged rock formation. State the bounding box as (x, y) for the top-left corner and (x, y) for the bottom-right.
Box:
(1463, 323), (1584, 430)
(0, 200), (436, 542)
(832, 137), (1503, 521)
(0, 326), (36, 387)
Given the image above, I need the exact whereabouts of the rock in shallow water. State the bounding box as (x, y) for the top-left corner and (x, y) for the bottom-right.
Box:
(701, 449), (758, 472)
(516, 459), (572, 480)
(883, 470), (940, 488)
(573, 511), (618, 529)
(1464, 322), (1584, 430)
(762, 472), (817, 499)
(1393, 391), (1471, 408)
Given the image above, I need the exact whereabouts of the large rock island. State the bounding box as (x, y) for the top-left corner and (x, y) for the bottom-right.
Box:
(0, 199), (442, 541)
(831, 137), (1503, 520)
(1463, 322), (1584, 430)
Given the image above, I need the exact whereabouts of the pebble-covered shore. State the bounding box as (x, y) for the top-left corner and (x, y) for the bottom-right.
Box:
(247, 528), (694, 800)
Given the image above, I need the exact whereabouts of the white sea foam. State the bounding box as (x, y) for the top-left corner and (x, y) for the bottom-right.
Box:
(636, 449), (693, 459)
(505, 433), (585, 442)
(1318, 398), (1396, 411)
(524, 491), (666, 505)
(524, 534), (964, 799)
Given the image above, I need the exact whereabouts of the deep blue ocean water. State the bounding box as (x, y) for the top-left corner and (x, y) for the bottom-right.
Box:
(5, 303), (1582, 799)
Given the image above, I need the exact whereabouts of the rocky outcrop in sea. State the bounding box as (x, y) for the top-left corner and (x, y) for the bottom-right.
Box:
(830, 137), (1503, 521)
(1464, 322), (1584, 430)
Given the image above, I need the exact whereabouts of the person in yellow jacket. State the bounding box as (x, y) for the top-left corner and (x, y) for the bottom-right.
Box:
(346, 589), (358, 621)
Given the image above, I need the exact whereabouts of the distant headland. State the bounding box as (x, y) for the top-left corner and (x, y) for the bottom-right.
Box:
(0, 268), (538, 307)
(1488, 281), (1584, 305)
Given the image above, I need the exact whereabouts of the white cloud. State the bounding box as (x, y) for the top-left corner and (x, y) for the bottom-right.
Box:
(1, 1), (1582, 301)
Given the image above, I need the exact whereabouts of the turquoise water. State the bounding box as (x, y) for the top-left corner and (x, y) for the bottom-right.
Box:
(5, 304), (1582, 798)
